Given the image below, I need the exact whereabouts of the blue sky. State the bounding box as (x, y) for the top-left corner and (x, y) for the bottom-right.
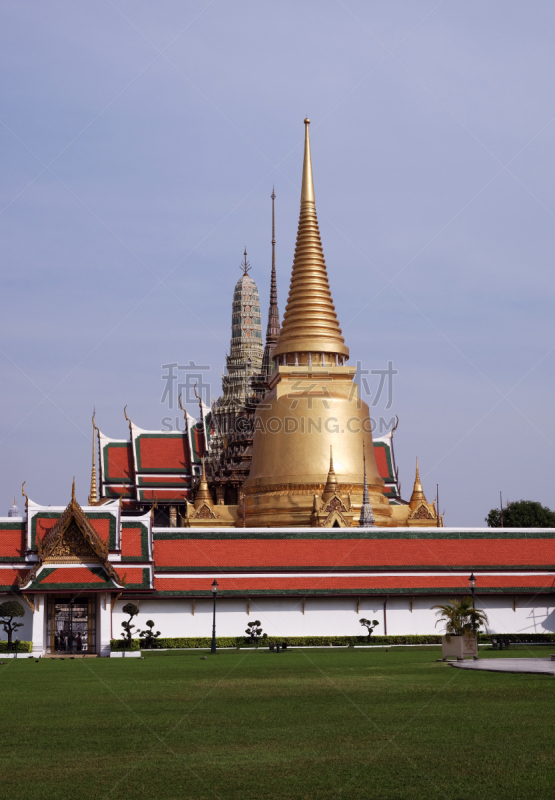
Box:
(1, 0), (555, 524)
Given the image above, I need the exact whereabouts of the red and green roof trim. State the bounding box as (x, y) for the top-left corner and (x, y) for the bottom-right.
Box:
(102, 441), (134, 484)
(25, 566), (120, 591)
(134, 433), (191, 474)
(153, 574), (555, 597)
(152, 529), (555, 541)
(121, 522), (150, 561)
(0, 522), (26, 561)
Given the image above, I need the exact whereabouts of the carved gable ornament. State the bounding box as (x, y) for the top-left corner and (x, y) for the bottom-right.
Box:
(311, 491), (353, 528)
(410, 503), (434, 521)
(46, 519), (100, 563)
(19, 480), (122, 589)
(193, 503), (217, 520)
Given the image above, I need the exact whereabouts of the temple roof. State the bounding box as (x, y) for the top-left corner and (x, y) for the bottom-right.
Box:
(153, 573), (555, 597)
(152, 529), (555, 572)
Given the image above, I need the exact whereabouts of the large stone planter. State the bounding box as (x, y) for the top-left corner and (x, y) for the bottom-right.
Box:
(442, 634), (478, 660)
(110, 651), (142, 658)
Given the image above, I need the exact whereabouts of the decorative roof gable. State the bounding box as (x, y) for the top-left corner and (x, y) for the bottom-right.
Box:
(20, 481), (122, 590)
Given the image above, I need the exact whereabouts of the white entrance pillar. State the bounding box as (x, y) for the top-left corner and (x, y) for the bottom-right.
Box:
(98, 594), (111, 657)
(32, 594), (45, 654)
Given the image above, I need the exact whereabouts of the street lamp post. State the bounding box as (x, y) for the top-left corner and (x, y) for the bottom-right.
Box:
(468, 574), (479, 659)
(210, 580), (219, 654)
(468, 573), (476, 607)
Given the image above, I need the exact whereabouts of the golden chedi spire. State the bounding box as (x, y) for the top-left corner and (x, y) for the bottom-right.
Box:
(321, 446), (338, 503)
(272, 119), (348, 364)
(194, 457), (214, 510)
(244, 118), (392, 528)
(409, 457), (427, 509)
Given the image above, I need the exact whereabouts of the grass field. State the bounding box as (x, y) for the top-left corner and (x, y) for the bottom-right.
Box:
(1, 646), (554, 800)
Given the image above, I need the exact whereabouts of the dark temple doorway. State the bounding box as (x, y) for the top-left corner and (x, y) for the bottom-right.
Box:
(47, 596), (96, 654)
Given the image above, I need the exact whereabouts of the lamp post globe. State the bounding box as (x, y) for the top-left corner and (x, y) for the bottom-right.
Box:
(210, 580), (219, 654)
(469, 573), (476, 597)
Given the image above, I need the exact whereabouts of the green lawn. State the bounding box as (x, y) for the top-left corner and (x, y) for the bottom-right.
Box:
(1, 647), (554, 800)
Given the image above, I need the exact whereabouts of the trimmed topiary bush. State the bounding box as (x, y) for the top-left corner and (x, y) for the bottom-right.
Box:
(140, 620), (161, 649)
(120, 603), (139, 647)
(0, 601), (25, 650)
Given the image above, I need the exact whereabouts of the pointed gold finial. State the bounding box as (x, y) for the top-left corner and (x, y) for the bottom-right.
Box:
(21, 481), (28, 512)
(88, 409), (99, 506)
(409, 457), (427, 508)
(71, 476), (76, 505)
(193, 384), (207, 457)
(123, 405), (133, 437)
(150, 493), (158, 521)
(272, 118), (348, 362)
(322, 445), (338, 503)
(194, 455), (213, 510)
(301, 118), (315, 204)
(178, 393), (189, 434)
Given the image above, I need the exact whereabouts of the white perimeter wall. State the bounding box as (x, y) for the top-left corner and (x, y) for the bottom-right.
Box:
(112, 596), (555, 640)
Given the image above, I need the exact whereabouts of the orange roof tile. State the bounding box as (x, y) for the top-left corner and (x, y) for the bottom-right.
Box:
(153, 537), (555, 570)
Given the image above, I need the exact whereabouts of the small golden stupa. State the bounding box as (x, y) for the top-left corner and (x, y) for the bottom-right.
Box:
(244, 119), (392, 527)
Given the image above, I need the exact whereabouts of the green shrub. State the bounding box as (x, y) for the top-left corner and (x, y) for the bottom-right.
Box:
(109, 632), (555, 651)
(110, 639), (140, 651)
(0, 640), (32, 653)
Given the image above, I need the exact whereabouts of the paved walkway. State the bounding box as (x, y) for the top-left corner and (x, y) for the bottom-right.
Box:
(450, 658), (555, 675)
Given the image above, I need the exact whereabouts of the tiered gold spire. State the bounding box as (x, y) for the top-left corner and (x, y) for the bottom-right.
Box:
(321, 446), (338, 502)
(409, 458), (427, 508)
(272, 119), (349, 362)
(194, 457), (213, 510)
(244, 118), (390, 527)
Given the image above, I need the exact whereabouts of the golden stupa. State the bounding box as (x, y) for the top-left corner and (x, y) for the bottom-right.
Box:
(244, 119), (393, 527)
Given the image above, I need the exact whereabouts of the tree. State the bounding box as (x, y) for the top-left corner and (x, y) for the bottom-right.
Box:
(245, 620), (263, 643)
(0, 601), (25, 650)
(486, 500), (555, 528)
(120, 603), (139, 647)
(359, 618), (379, 640)
(432, 597), (489, 636)
(139, 620), (161, 649)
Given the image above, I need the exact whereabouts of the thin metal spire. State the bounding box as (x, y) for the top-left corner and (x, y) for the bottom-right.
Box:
(240, 247), (251, 276)
(88, 409), (98, 506)
(358, 442), (375, 528)
(262, 188), (281, 376)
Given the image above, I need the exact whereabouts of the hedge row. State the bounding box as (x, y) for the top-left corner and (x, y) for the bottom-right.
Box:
(110, 632), (555, 651)
(0, 640), (32, 653)
(110, 639), (140, 651)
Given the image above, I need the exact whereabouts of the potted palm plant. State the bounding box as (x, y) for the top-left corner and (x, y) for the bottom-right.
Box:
(432, 597), (489, 660)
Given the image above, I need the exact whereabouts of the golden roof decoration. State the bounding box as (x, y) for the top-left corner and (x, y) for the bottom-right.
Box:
(321, 446), (339, 503)
(194, 456), (214, 511)
(409, 457), (427, 509)
(18, 480), (122, 589)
